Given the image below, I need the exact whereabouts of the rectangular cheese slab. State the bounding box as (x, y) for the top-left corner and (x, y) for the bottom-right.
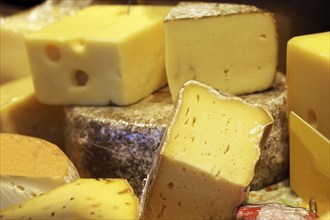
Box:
(287, 32), (330, 139)
(25, 5), (172, 106)
(290, 112), (329, 217)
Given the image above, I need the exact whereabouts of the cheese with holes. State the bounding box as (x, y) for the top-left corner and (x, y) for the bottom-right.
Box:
(140, 81), (274, 219)
(25, 5), (172, 106)
(164, 2), (278, 101)
(0, 77), (65, 148)
(0, 178), (138, 219)
(0, 0), (90, 84)
(287, 32), (330, 139)
(0, 133), (79, 209)
(290, 112), (330, 218)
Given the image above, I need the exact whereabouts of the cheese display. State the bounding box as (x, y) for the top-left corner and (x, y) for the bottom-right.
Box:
(0, 133), (79, 209)
(0, 178), (139, 220)
(140, 80), (273, 219)
(164, 2), (278, 101)
(0, 0), (91, 84)
(65, 72), (288, 195)
(25, 5), (172, 106)
(287, 32), (330, 139)
(290, 112), (330, 218)
(0, 77), (65, 148)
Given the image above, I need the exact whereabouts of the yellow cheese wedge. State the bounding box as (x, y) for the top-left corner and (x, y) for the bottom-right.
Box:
(140, 81), (274, 219)
(287, 32), (330, 139)
(0, 133), (79, 209)
(164, 2), (278, 101)
(290, 112), (329, 217)
(25, 5), (172, 106)
(0, 178), (139, 220)
(0, 77), (65, 148)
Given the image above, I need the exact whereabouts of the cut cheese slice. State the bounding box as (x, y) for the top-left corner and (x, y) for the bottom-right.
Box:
(0, 178), (139, 219)
(140, 81), (274, 219)
(0, 133), (79, 209)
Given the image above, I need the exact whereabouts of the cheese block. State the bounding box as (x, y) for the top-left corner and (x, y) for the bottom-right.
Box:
(290, 112), (330, 218)
(0, 133), (79, 209)
(0, 0), (91, 84)
(140, 80), (273, 219)
(0, 76), (65, 148)
(164, 2), (278, 101)
(287, 32), (330, 139)
(25, 5), (172, 106)
(65, 72), (288, 196)
(0, 178), (139, 220)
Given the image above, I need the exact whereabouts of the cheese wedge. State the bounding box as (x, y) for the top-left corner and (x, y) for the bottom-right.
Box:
(0, 178), (139, 220)
(165, 2), (278, 101)
(140, 81), (273, 219)
(0, 133), (79, 209)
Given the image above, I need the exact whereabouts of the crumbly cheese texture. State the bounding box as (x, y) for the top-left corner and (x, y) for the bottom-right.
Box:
(0, 178), (139, 220)
(290, 112), (329, 217)
(25, 5), (172, 106)
(0, 133), (79, 209)
(140, 81), (273, 219)
(0, 76), (65, 148)
(287, 32), (330, 139)
(165, 2), (278, 101)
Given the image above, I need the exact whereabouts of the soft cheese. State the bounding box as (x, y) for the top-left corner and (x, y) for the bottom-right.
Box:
(140, 81), (273, 219)
(0, 133), (79, 209)
(165, 2), (278, 101)
(25, 5), (172, 106)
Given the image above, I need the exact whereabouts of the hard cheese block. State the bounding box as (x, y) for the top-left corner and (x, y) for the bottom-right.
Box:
(65, 73), (288, 196)
(140, 80), (273, 219)
(287, 32), (330, 139)
(0, 76), (65, 149)
(0, 178), (139, 220)
(165, 2), (278, 101)
(25, 5), (172, 106)
(0, 0), (90, 84)
(0, 133), (79, 209)
(290, 112), (330, 218)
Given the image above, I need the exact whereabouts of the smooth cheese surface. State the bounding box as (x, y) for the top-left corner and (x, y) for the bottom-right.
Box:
(165, 2), (278, 101)
(290, 112), (329, 217)
(0, 178), (139, 220)
(25, 5), (172, 106)
(141, 81), (273, 219)
(287, 32), (330, 139)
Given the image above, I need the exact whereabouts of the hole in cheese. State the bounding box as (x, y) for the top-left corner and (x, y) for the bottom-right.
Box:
(70, 38), (86, 52)
(45, 44), (61, 61)
(74, 70), (89, 86)
(307, 109), (318, 127)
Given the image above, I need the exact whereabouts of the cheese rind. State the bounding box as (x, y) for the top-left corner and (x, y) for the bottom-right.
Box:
(140, 81), (273, 219)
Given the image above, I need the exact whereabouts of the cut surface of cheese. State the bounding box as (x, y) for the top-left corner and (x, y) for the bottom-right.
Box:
(0, 133), (79, 209)
(0, 178), (139, 220)
(140, 81), (273, 219)
(25, 5), (172, 106)
(287, 32), (330, 139)
(290, 112), (329, 217)
(165, 2), (278, 101)
(0, 77), (65, 148)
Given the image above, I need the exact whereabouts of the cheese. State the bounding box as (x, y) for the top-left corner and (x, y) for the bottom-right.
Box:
(140, 80), (274, 219)
(65, 72), (288, 195)
(25, 5), (172, 106)
(0, 178), (139, 220)
(290, 112), (329, 217)
(164, 2), (278, 101)
(0, 133), (79, 209)
(0, 77), (65, 148)
(0, 0), (90, 84)
(287, 32), (330, 139)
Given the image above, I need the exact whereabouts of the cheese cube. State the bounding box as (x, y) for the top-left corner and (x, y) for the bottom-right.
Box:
(290, 112), (329, 217)
(165, 2), (278, 101)
(140, 81), (273, 219)
(287, 32), (330, 139)
(0, 133), (79, 209)
(25, 5), (172, 106)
